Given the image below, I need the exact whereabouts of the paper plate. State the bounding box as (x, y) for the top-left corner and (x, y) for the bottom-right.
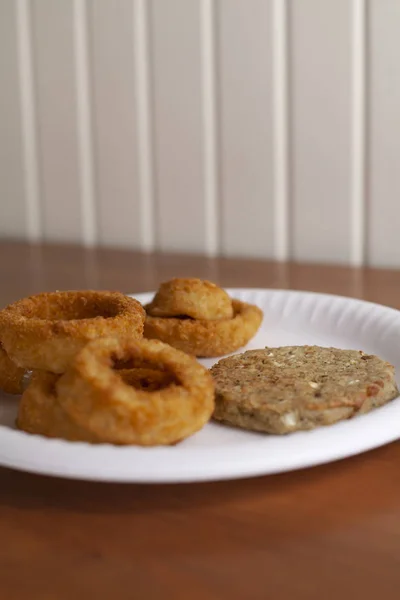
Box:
(1, 289), (399, 482)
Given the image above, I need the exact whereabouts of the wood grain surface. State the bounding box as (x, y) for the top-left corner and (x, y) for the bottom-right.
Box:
(1, 241), (400, 600)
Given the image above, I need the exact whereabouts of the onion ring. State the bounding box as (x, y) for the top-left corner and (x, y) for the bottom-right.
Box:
(146, 278), (233, 320)
(17, 367), (178, 442)
(144, 299), (263, 357)
(0, 344), (26, 395)
(55, 337), (215, 445)
(17, 372), (100, 442)
(0, 291), (145, 373)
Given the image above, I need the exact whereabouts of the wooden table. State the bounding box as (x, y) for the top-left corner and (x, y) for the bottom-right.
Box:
(1, 241), (400, 600)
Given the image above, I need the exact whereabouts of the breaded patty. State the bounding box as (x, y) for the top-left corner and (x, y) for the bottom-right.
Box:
(211, 346), (398, 434)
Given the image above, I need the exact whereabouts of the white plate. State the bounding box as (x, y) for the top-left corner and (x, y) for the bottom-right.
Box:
(1, 288), (400, 483)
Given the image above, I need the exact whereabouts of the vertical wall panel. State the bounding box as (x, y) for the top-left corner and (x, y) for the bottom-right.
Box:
(368, 1), (400, 267)
(349, 0), (367, 266)
(32, 0), (83, 242)
(150, 0), (206, 252)
(134, 0), (156, 252)
(0, 1), (27, 237)
(218, 0), (274, 258)
(290, 0), (352, 263)
(89, 0), (142, 248)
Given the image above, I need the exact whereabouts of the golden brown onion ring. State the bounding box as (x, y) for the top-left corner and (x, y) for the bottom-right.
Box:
(0, 344), (26, 395)
(55, 337), (215, 445)
(146, 278), (233, 320)
(17, 367), (178, 442)
(0, 291), (145, 373)
(144, 299), (263, 357)
(17, 372), (100, 442)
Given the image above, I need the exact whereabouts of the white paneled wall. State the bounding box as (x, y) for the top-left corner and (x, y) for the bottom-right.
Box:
(33, 0), (84, 242)
(0, 0), (399, 266)
(291, 0), (353, 264)
(0, 0), (27, 238)
(368, 0), (400, 267)
(218, 0), (274, 258)
(89, 0), (142, 247)
(151, 0), (207, 253)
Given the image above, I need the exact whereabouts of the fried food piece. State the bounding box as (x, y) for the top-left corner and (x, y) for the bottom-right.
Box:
(211, 346), (399, 434)
(0, 291), (145, 373)
(17, 367), (177, 442)
(17, 372), (100, 442)
(0, 343), (26, 395)
(146, 278), (233, 320)
(145, 299), (263, 358)
(53, 337), (215, 446)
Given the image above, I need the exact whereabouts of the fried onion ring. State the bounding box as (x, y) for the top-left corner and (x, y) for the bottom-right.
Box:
(146, 278), (234, 320)
(17, 367), (178, 442)
(0, 343), (26, 395)
(144, 299), (263, 357)
(54, 337), (214, 445)
(0, 291), (145, 373)
(17, 372), (100, 442)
